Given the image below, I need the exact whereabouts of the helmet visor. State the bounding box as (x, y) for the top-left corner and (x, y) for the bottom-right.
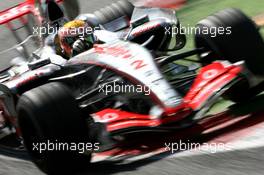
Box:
(83, 33), (96, 45)
(63, 35), (78, 48)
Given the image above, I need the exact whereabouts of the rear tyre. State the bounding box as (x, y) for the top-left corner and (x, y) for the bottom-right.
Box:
(62, 0), (80, 20)
(17, 82), (91, 174)
(195, 8), (264, 75)
(94, 0), (134, 25)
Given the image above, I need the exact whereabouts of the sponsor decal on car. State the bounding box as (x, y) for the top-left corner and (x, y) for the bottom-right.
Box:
(94, 45), (147, 70)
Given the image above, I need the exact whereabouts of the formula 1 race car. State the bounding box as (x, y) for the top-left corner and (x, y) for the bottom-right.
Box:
(1, 0), (264, 174)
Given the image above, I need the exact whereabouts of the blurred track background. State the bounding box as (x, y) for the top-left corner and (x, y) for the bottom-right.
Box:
(1, 0), (264, 174)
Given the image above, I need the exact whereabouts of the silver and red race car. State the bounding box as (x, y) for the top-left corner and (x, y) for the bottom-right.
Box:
(1, 0), (264, 174)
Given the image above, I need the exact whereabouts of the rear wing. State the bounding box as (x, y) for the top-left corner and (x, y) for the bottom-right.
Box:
(0, 1), (33, 25)
(0, 1), (36, 58)
(0, 0), (64, 25)
(0, 0), (63, 58)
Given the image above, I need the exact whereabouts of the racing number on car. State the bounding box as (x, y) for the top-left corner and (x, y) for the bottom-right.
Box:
(94, 45), (147, 70)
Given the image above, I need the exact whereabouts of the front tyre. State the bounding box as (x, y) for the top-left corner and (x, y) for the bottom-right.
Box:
(17, 82), (91, 174)
(195, 8), (264, 75)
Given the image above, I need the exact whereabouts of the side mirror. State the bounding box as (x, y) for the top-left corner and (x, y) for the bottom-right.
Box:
(125, 15), (150, 40)
(28, 57), (51, 70)
(130, 15), (150, 28)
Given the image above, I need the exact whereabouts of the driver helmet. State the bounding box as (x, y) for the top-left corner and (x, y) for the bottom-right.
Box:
(58, 20), (96, 58)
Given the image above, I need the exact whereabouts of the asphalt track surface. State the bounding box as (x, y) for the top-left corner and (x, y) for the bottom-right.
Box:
(1, 0), (264, 175)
